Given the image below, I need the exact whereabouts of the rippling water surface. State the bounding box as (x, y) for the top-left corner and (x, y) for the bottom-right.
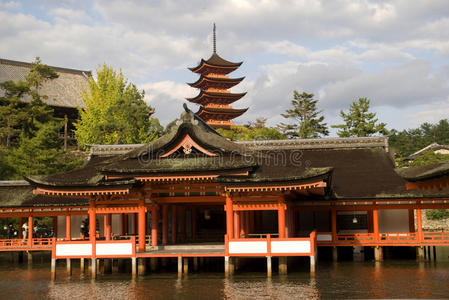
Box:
(1, 256), (449, 299)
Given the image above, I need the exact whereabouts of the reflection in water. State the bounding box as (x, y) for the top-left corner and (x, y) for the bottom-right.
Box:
(0, 257), (448, 299)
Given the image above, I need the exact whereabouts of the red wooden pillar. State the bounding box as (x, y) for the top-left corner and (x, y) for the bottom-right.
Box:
(151, 205), (158, 246)
(180, 207), (186, 242)
(53, 216), (58, 238)
(278, 205), (286, 238)
(89, 206), (96, 242)
(240, 211), (246, 237)
(192, 207), (197, 241)
(18, 218), (23, 239)
(27, 216), (33, 247)
(66, 215), (71, 240)
(416, 209), (423, 241)
(225, 196), (234, 239)
(408, 209), (415, 233)
(162, 205), (169, 245)
(171, 205), (177, 244)
(249, 211), (254, 235)
(373, 209), (379, 241)
(138, 203), (146, 252)
(331, 209), (337, 241)
(105, 214), (112, 240)
(130, 213), (137, 235)
(234, 211), (239, 238)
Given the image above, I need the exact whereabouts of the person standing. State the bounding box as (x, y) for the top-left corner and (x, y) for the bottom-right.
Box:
(22, 221), (28, 244)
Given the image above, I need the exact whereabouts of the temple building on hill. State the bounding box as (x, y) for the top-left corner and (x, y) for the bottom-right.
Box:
(186, 25), (248, 128)
(0, 58), (91, 147)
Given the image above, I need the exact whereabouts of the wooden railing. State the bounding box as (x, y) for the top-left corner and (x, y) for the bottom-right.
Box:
(317, 231), (449, 246)
(0, 238), (54, 250)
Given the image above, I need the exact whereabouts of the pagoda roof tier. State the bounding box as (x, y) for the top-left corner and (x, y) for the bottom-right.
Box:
(186, 90), (247, 106)
(189, 53), (242, 75)
(197, 106), (248, 121)
(188, 75), (244, 90)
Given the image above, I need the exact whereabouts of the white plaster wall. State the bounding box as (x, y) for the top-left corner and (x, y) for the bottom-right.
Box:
(379, 209), (409, 233)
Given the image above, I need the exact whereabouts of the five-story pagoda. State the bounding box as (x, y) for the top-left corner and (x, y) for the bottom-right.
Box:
(187, 24), (248, 128)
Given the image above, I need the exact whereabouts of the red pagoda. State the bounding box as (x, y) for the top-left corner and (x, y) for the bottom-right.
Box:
(187, 24), (248, 128)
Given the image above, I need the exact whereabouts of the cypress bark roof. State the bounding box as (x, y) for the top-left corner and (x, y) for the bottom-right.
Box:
(19, 105), (444, 200)
(0, 181), (88, 207)
(396, 162), (449, 182)
(0, 58), (90, 109)
(187, 75), (244, 89)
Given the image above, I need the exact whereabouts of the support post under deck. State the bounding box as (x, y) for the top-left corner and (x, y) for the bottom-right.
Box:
(279, 257), (287, 274)
(66, 258), (72, 277)
(177, 256), (182, 277)
(131, 257), (137, 279)
(51, 258), (56, 280)
(266, 256), (272, 278)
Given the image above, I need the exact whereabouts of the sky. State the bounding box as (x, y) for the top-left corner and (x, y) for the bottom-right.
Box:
(1, 0), (449, 134)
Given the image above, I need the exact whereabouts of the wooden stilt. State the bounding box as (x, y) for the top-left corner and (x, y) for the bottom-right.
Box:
(51, 258), (56, 280)
(131, 257), (137, 279)
(66, 258), (72, 277)
(104, 258), (112, 274)
(138, 258), (146, 276)
(229, 257), (235, 275)
(80, 258), (85, 274)
(150, 258), (158, 271)
(433, 246), (437, 261)
(224, 256), (230, 277)
(27, 251), (33, 266)
(91, 258), (97, 279)
(310, 255), (316, 276)
(332, 246), (338, 262)
(183, 257), (188, 274)
(279, 256), (287, 274)
(374, 246), (383, 261)
(177, 256), (182, 277)
(266, 256), (272, 277)
(193, 257), (198, 272)
(417, 246), (425, 261)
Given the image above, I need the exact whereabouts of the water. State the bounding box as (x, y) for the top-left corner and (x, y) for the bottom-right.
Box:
(1, 257), (449, 299)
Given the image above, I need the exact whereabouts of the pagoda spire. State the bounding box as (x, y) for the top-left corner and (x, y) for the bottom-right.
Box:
(186, 28), (248, 129)
(213, 23), (216, 54)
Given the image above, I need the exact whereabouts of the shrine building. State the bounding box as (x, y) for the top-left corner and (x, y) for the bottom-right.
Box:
(0, 29), (449, 279)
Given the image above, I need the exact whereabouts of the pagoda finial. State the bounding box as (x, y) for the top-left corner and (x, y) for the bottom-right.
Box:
(213, 23), (216, 53)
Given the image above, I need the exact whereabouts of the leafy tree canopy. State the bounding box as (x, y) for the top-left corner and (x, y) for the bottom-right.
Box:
(332, 97), (388, 137)
(0, 57), (84, 179)
(278, 91), (329, 139)
(218, 117), (285, 141)
(389, 119), (449, 158)
(74, 64), (163, 148)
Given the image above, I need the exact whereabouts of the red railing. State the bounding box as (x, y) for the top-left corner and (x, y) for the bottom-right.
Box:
(317, 231), (449, 246)
(0, 238), (54, 250)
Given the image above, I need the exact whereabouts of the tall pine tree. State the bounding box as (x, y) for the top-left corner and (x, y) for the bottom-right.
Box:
(278, 91), (329, 139)
(332, 98), (388, 137)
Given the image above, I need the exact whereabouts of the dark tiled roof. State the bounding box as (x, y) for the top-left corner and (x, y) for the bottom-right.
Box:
(189, 53), (242, 72)
(0, 58), (90, 109)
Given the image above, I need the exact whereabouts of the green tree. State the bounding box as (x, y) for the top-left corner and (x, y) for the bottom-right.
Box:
(218, 124), (285, 141)
(278, 91), (329, 139)
(0, 57), (58, 147)
(74, 64), (162, 148)
(332, 98), (388, 137)
(0, 57), (83, 179)
(6, 122), (84, 178)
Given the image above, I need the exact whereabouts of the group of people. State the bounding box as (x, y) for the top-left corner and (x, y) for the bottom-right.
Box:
(3, 220), (54, 241)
